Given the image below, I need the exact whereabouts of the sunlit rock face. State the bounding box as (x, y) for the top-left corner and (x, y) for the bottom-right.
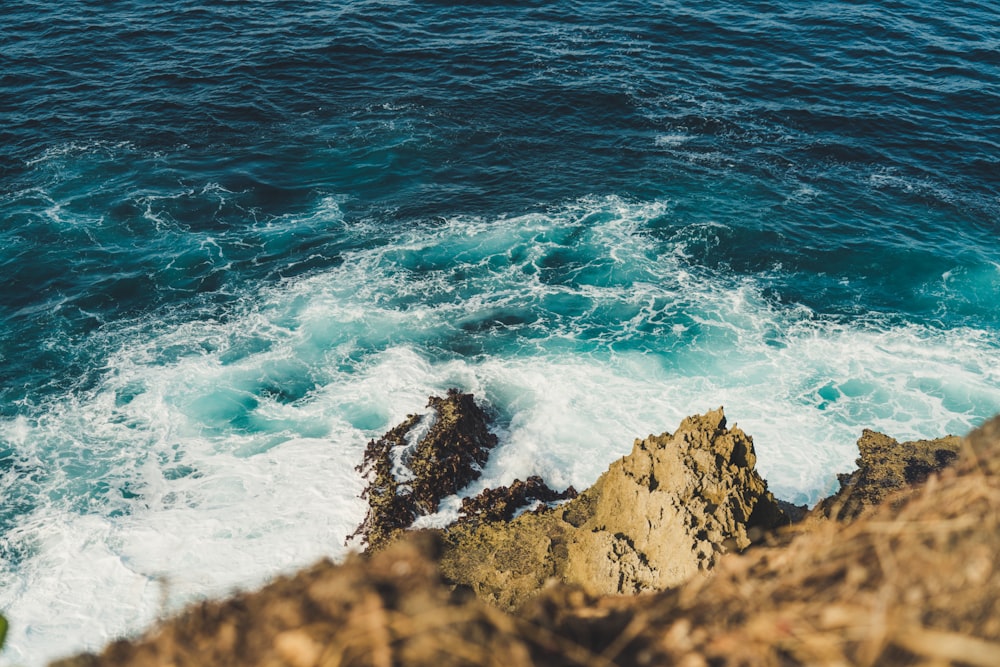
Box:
(438, 408), (788, 608)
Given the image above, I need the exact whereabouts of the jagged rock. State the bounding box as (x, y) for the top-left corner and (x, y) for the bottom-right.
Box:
(456, 476), (577, 525)
(350, 389), (498, 550)
(813, 429), (961, 521)
(526, 414), (1000, 667)
(437, 408), (788, 608)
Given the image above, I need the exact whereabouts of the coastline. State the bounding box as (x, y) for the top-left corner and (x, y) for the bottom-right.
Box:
(50, 397), (999, 667)
(5, 2), (1000, 662)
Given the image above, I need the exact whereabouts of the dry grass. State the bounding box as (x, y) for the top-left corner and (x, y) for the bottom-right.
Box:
(625, 465), (1000, 666)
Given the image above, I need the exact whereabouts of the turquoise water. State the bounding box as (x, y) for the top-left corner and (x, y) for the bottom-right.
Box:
(2, 1), (999, 662)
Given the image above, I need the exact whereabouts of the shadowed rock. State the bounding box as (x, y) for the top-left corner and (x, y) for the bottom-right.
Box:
(814, 429), (962, 521)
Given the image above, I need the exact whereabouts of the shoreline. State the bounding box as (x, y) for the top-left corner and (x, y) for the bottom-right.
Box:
(51, 396), (997, 667)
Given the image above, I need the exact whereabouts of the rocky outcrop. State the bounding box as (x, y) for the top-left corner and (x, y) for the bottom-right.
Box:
(813, 429), (961, 521)
(437, 408), (788, 608)
(521, 414), (1000, 667)
(56, 413), (1000, 667)
(564, 409), (787, 590)
(350, 389), (498, 550)
(456, 476), (577, 525)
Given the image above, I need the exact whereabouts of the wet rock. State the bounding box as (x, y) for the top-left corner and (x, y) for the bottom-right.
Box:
(775, 498), (809, 524)
(814, 429), (962, 521)
(438, 408), (788, 608)
(456, 476), (577, 525)
(350, 389), (498, 551)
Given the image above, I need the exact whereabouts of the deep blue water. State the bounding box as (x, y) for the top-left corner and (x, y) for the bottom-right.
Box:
(2, 1), (999, 662)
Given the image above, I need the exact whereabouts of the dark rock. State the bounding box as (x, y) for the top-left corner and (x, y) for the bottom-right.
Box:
(813, 429), (961, 521)
(350, 389), (498, 550)
(456, 476), (577, 525)
(775, 498), (809, 524)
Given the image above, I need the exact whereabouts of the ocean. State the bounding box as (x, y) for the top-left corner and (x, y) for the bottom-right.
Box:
(2, 0), (998, 663)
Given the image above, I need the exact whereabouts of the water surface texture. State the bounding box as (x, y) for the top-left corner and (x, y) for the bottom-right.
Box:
(2, 1), (999, 662)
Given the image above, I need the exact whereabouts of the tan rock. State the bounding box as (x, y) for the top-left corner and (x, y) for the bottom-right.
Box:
(438, 408), (786, 607)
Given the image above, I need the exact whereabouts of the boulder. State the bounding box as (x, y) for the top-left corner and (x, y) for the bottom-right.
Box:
(438, 408), (788, 608)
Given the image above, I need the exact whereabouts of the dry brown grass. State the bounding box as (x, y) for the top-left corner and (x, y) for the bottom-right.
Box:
(626, 464), (1000, 666)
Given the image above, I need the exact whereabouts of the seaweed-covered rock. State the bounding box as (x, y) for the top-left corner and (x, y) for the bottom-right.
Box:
(457, 476), (577, 525)
(351, 389), (498, 550)
(814, 429), (961, 521)
(438, 408), (788, 608)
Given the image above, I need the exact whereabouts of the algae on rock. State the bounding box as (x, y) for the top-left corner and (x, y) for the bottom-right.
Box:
(456, 476), (577, 525)
(351, 389), (498, 550)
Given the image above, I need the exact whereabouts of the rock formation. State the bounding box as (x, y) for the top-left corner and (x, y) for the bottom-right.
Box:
(813, 429), (961, 521)
(437, 408), (788, 607)
(350, 389), (498, 550)
(55, 412), (1000, 667)
(350, 390), (573, 552)
(455, 476), (577, 525)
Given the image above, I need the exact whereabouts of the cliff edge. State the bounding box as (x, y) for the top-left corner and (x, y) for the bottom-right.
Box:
(52, 410), (1000, 667)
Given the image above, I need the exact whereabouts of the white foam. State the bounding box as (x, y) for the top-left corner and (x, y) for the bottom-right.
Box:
(23, 141), (137, 168)
(0, 426), (369, 664)
(391, 411), (436, 484)
(654, 133), (693, 147)
(2, 194), (999, 665)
